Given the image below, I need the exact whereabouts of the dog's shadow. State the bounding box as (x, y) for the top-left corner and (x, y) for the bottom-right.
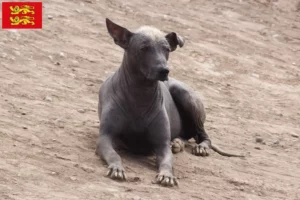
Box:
(119, 149), (157, 172)
(110, 141), (197, 172)
(97, 140), (198, 172)
(96, 144), (157, 174)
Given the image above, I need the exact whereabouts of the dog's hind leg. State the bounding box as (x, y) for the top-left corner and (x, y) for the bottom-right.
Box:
(167, 78), (211, 157)
(167, 78), (244, 157)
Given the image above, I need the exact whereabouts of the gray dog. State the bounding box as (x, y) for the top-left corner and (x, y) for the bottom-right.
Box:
(96, 18), (243, 187)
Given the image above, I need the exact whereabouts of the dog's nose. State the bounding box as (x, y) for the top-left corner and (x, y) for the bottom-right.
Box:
(159, 68), (169, 76)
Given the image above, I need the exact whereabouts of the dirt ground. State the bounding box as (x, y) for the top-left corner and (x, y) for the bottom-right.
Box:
(1, 0), (300, 199)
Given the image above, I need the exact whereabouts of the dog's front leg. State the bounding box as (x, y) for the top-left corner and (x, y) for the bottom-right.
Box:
(148, 110), (178, 187)
(96, 133), (126, 181)
(96, 107), (127, 181)
(154, 142), (178, 186)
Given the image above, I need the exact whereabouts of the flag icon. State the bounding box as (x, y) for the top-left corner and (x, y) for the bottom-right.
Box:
(2, 2), (43, 29)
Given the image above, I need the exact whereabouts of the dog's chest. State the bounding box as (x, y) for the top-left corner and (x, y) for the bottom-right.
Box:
(119, 119), (153, 154)
(128, 118), (148, 134)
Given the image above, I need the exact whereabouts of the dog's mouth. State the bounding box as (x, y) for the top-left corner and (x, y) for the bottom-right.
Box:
(158, 73), (169, 81)
(144, 67), (169, 81)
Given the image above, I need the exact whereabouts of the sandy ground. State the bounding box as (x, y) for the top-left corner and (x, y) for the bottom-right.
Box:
(1, 0), (300, 199)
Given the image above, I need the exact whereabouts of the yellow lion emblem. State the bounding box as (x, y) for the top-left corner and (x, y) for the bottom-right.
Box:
(10, 5), (35, 15)
(10, 16), (35, 26)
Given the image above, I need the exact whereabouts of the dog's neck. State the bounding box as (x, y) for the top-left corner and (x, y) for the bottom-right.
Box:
(114, 53), (162, 118)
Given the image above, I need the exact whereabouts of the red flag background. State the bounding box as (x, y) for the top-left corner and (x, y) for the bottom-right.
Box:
(2, 2), (42, 29)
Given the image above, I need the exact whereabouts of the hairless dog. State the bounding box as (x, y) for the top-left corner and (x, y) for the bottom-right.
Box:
(96, 18), (244, 187)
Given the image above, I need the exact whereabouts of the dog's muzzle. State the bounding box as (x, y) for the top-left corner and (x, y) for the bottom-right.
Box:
(158, 68), (169, 81)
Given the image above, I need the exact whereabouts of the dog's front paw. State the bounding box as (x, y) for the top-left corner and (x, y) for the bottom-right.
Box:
(192, 140), (210, 157)
(155, 171), (178, 187)
(106, 164), (127, 181)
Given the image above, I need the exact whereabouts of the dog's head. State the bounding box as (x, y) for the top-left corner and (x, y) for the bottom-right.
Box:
(106, 18), (184, 81)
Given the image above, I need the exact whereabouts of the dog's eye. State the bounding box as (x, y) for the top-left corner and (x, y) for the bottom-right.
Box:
(140, 46), (150, 51)
(163, 46), (171, 52)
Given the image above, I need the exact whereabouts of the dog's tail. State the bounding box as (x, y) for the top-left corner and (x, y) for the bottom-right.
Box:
(211, 143), (245, 157)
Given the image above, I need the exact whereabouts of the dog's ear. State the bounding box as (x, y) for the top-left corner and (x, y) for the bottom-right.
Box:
(106, 18), (133, 49)
(165, 32), (184, 52)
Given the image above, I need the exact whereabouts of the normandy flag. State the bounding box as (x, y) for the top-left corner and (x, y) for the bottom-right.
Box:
(2, 2), (43, 29)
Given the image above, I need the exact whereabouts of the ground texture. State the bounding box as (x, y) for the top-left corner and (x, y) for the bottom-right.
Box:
(1, 0), (300, 199)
